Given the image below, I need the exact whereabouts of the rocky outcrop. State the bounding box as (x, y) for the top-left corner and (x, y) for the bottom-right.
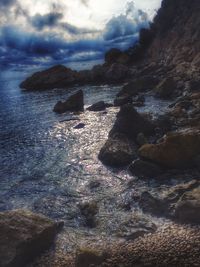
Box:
(117, 76), (159, 98)
(175, 187), (200, 224)
(20, 65), (78, 90)
(154, 77), (176, 99)
(129, 159), (163, 178)
(0, 209), (61, 267)
(139, 128), (200, 169)
(99, 133), (137, 167)
(53, 90), (84, 113)
(110, 104), (155, 140)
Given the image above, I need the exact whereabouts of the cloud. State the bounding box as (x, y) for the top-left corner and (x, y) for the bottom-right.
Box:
(0, 0), (16, 7)
(30, 12), (63, 31)
(81, 0), (89, 7)
(0, 1), (150, 67)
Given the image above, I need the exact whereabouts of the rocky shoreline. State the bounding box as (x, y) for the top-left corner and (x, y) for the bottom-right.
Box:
(2, 0), (200, 266)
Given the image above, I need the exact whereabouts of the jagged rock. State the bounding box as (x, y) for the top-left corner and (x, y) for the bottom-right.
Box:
(87, 101), (112, 112)
(117, 76), (159, 98)
(154, 77), (176, 99)
(139, 128), (200, 168)
(129, 159), (163, 178)
(99, 133), (137, 167)
(0, 209), (61, 267)
(53, 90), (84, 113)
(91, 65), (107, 83)
(105, 48), (130, 65)
(105, 63), (130, 83)
(110, 104), (155, 140)
(20, 65), (77, 90)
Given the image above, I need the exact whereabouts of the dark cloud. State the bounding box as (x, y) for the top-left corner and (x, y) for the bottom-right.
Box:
(0, 0), (16, 7)
(30, 12), (63, 31)
(0, 1), (150, 67)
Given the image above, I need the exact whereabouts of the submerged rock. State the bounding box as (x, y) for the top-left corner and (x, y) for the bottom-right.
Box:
(98, 133), (137, 167)
(79, 201), (99, 228)
(139, 128), (200, 169)
(76, 247), (108, 267)
(20, 65), (77, 90)
(53, 90), (84, 113)
(0, 209), (60, 267)
(175, 187), (200, 224)
(87, 101), (112, 112)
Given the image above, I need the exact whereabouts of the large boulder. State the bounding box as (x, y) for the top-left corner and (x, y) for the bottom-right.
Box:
(20, 65), (77, 90)
(53, 90), (84, 113)
(175, 187), (200, 224)
(117, 76), (159, 98)
(139, 128), (200, 168)
(0, 209), (61, 267)
(110, 104), (155, 140)
(98, 134), (137, 167)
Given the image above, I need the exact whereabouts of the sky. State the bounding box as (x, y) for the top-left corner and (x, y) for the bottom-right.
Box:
(0, 0), (162, 67)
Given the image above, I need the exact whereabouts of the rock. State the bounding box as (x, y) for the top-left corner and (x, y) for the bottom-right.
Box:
(175, 187), (200, 224)
(0, 209), (60, 267)
(154, 77), (176, 99)
(139, 191), (167, 216)
(110, 104), (155, 140)
(136, 133), (148, 146)
(114, 95), (132, 107)
(79, 201), (98, 228)
(20, 65), (77, 90)
(117, 76), (159, 98)
(74, 123), (85, 129)
(76, 247), (108, 267)
(87, 101), (112, 112)
(53, 90), (84, 113)
(105, 63), (130, 83)
(91, 65), (107, 83)
(129, 159), (163, 178)
(139, 128), (200, 169)
(105, 48), (129, 65)
(98, 133), (137, 167)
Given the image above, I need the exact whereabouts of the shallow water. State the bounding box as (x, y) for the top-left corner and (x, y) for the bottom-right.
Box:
(0, 67), (175, 254)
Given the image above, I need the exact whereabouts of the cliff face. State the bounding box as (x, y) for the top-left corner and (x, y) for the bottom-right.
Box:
(145, 0), (200, 78)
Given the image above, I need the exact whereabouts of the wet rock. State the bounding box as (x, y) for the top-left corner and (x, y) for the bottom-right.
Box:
(116, 214), (157, 241)
(98, 133), (137, 167)
(88, 180), (101, 191)
(129, 159), (163, 178)
(117, 76), (159, 98)
(110, 104), (155, 140)
(87, 101), (112, 112)
(20, 65), (77, 90)
(79, 201), (98, 228)
(139, 191), (167, 216)
(114, 95), (132, 107)
(76, 247), (108, 267)
(0, 209), (60, 267)
(53, 90), (84, 113)
(154, 77), (176, 99)
(139, 128), (200, 169)
(175, 187), (200, 224)
(74, 123), (85, 129)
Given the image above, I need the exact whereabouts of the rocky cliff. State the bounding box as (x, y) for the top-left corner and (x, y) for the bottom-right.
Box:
(139, 0), (200, 78)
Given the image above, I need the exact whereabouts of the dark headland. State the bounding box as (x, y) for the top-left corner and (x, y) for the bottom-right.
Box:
(2, 0), (200, 266)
